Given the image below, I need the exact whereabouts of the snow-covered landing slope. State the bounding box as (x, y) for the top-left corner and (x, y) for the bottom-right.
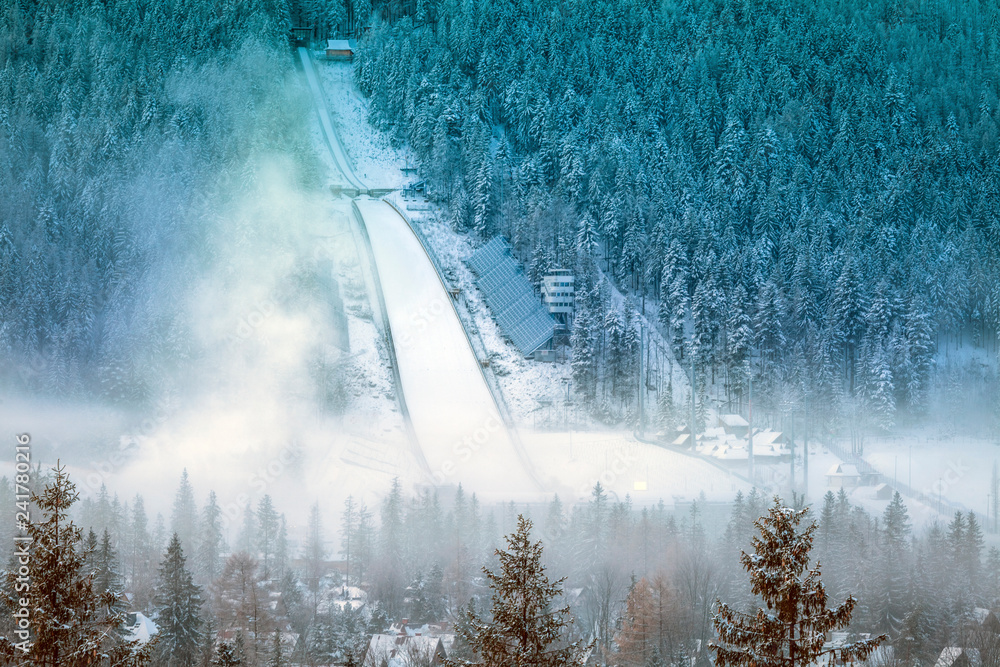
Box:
(354, 198), (544, 497)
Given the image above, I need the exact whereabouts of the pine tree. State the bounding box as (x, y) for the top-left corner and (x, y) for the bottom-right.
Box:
(268, 630), (285, 667)
(0, 463), (153, 665)
(831, 258), (865, 392)
(903, 296), (934, 411)
(341, 496), (358, 587)
(198, 491), (224, 585)
(964, 511), (985, 600)
(172, 469), (198, 557)
(211, 642), (240, 667)
(447, 515), (591, 667)
(129, 494), (156, 612)
(201, 614), (217, 667)
(155, 533), (204, 666)
(875, 492), (911, 633)
(571, 297), (597, 402)
(576, 214), (599, 257)
(863, 344), (896, 431)
(256, 495), (280, 580)
(275, 515), (289, 579)
(94, 528), (127, 618)
(711, 498), (886, 667)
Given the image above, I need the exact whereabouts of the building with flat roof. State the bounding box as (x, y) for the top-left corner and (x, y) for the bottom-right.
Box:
(541, 269), (574, 319)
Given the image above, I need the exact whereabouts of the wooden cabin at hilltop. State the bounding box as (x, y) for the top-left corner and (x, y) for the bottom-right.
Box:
(326, 39), (354, 60)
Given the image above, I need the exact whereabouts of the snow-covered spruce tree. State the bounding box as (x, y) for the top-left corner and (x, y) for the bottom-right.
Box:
(171, 469), (198, 558)
(447, 515), (591, 667)
(711, 498), (885, 667)
(0, 463), (153, 665)
(211, 641), (240, 666)
(94, 528), (128, 619)
(256, 495), (280, 580)
(198, 491), (225, 585)
(154, 533), (203, 666)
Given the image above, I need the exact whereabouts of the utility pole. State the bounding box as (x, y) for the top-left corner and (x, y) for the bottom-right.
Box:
(690, 349), (697, 450)
(789, 413), (795, 492)
(638, 324), (644, 437)
(992, 461), (999, 533)
(803, 427), (808, 499)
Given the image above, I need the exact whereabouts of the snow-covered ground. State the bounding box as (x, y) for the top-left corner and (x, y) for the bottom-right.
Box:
(385, 194), (577, 427)
(298, 48), (1000, 528)
(525, 430), (750, 503)
(314, 59), (412, 189)
(356, 197), (544, 498)
(861, 433), (998, 517)
(300, 53), (754, 505)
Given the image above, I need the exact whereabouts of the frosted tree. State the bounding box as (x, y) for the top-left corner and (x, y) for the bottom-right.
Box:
(447, 515), (591, 667)
(172, 469), (198, 556)
(155, 533), (204, 666)
(711, 498), (886, 667)
(864, 344), (896, 432)
(327, 0), (347, 36)
(726, 284), (752, 407)
(257, 495), (280, 580)
(94, 529), (127, 619)
(198, 491), (225, 584)
(576, 214), (599, 258)
(0, 464), (153, 665)
(903, 297), (934, 411)
(571, 294), (599, 404)
(831, 258), (866, 391)
(129, 494), (157, 611)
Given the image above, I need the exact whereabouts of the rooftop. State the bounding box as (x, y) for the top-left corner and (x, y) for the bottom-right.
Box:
(468, 237), (555, 356)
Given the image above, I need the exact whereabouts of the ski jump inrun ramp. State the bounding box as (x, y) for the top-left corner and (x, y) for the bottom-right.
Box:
(297, 47), (544, 497)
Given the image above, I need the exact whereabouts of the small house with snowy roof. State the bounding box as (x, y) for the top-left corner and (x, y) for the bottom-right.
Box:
(934, 647), (982, 667)
(827, 463), (861, 488)
(326, 39), (354, 60)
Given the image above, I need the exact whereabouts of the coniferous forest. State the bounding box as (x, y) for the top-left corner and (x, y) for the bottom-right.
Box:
(4, 0), (1000, 664)
(0, 0), (314, 401)
(2, 470), (999, 666)
(357, 0), (1000, 429)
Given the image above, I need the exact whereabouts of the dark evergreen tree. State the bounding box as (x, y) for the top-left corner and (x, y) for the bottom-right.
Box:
(256, 495), (280, 580)
(172, 470), (198, 557)
(448, 515), (591, 667)
(0, 464), (152, 665)
(711, 498), (886, 667)
(211, 642), (241, 667)
(198, 492), (225, 585)
(155, 533), (204, 667)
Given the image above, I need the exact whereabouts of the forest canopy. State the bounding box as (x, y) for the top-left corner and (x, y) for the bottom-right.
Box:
(0, 0), (304, 399)
(356, 0), (1000, 427)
